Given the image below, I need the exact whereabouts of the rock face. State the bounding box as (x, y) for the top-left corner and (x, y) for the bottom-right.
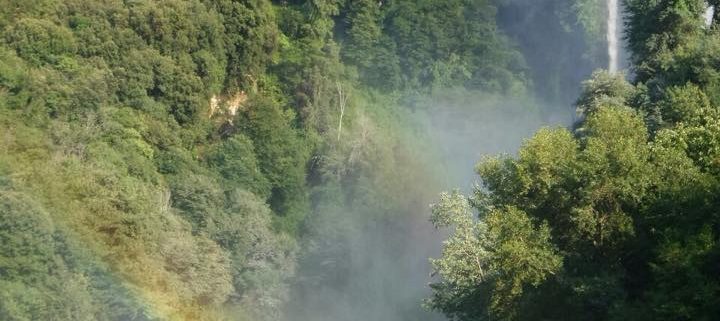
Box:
(209, 91), (248, 120)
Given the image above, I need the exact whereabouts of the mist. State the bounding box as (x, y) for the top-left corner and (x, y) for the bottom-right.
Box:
(281, 2), (606, 321)
(282, 97), (566, 321)
(2, 1), (713, 320)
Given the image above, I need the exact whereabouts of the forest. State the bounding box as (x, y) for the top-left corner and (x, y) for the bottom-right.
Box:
(0, 0), (718, 321)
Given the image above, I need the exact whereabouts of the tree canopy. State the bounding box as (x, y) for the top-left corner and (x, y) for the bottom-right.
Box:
(0, 0), (616, 320)
(428, 2), (720, 320)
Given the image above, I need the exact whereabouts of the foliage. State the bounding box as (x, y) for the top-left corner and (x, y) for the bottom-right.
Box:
(428, 191), (561, 321)
(429, 3), (720, 319)
(0, 0), (520, 318)
(0, 0), (302, 319)
(333, 0), (529, 93)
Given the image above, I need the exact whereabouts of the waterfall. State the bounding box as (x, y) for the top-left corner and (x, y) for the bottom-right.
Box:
(607, 0), (619, 73)
(705, 5), (715, 28)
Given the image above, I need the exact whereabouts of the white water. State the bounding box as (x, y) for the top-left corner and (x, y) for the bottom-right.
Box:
(607, 0), (619, 72)
(705, 5), (715, 28)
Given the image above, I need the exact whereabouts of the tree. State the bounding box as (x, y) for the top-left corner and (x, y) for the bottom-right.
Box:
(625, 0), (707, 82)
(236, 96), (310, 233)
(206, 134), (271, 198)
(428, 191), (561, 321)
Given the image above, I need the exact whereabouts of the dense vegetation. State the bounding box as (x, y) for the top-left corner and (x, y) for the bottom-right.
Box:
(429, 1), (720, 320)
(0, 0), (608, 320)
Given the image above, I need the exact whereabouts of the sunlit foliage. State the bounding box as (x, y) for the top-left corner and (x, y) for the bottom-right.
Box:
(429, 3), (720, 319)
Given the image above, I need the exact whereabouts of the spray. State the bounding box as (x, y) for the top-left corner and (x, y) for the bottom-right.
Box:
(607, 0), (619, 73)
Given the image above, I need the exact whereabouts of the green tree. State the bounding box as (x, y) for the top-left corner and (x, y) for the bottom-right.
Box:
(428, 191), (562, 321)
(625, 0), (706, 82)
(236, 96), (310, 233)
(206, 134), (271, 198)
